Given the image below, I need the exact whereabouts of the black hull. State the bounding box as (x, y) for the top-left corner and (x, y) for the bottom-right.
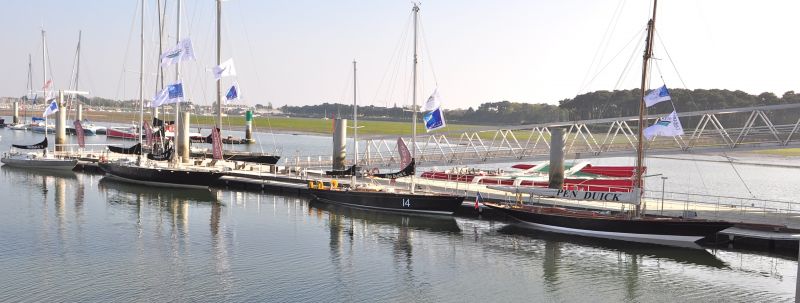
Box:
(189, 151), (280, 165)
(485, 203), (732, 246)
(99, 162), (224, 188)
(309, 188), (464, 215)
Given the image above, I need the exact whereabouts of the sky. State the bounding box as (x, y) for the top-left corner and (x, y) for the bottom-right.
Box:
(1, 0), (799, 110)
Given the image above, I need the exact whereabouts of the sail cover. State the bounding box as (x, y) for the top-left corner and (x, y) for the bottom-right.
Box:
(73, 120), (85, 148)
(12, 137), (47, 150)
(147, 148), (173, 161)
(325, 165), (358, 177)
(397, 138), (411, 168)
(108, 143), (142, 155)
(372, 159), (415, 179)
(211, 128), (223, 160)
(152, 117), (175, 127)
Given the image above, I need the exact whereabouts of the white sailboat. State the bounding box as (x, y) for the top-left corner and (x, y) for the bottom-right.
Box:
(1, 30), (77, 171)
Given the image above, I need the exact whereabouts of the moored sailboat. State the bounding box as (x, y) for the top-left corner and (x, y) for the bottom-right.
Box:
(483, 0), (732, 247)
(309, 5), (465, 215)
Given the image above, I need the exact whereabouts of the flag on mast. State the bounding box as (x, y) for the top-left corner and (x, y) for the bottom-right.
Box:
(423, 108), (446, 132)
(422, 88), (442, 111)
(225, 84), (239, 103)
(644, 110), (684, 139)
(160, 39), (196, 67)
(644, 85), (671, 107)
(42, 99), (59, 117)
(213, 58), (237, 80)
(151, 83), (185, 107)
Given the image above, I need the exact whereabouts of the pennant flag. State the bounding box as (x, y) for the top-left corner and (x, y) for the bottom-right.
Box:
(73, 120), (85, 148)
(160, 39), (196, 67)
(475, 192), (483, 210)
(42, 99), (59, 117)
(225, 84), (239, 103)
(151, 83), (185, 107)
(397, 137), (411, 168)
(213, 58), (237, 80)
(644, 110), (684, 140)
(644, 85), (671, 107)
(42, 79), (52, 90)
(423, 107), (446, 132)
(422, 88), (442, 112)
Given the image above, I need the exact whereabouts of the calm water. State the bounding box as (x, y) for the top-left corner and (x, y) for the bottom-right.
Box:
(0, 127), (797, 302)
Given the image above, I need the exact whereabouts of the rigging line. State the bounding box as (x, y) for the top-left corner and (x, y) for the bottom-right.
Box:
(372, 12), (413, 107)
(582, 28), (645, 92)
(578, 0), (627, 94)
(722, 152), (756, 198)
(115, 0), (141, 102)
(417, 15), (438, 87)
(233, 2), (276, 153)
(612, 29), (646, 90)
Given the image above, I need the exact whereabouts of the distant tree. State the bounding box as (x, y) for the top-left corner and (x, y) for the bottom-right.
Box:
(267, 102), (273, 110)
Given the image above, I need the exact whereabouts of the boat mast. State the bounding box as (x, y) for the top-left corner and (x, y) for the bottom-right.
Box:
(138, 0), (145, 161)
(72, 31), (82, 116)
(215, 0), (222, 130)
(174, 0), (182, 161)
(635, 0), (658, 216)
(352, 60), (358, 186)
(410, 3), (419, 194)
(42, 29), (48, 154)
(27, 53), (32, 122)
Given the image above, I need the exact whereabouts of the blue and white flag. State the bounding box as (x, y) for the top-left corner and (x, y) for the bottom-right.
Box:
(644, 110), (684, 139)
(151, 83), (185, 107)
(42, 99), (59, 117)
(644, 85), (671, 107)
(213, 58), (237, 80)
(423, 107), (446, 132)
(422, 88), (442, 112)
(225, 84), (239, 103)
(160, 39), (196, 67)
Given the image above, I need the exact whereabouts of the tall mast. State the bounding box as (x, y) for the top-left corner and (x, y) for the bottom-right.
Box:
(27, 54), (33, 121)
(42, 29), (49, 153)
(352, 60), (358, 186)
(215, 0), (222, 129)
(174, 0), (182, 157)
(138, 0), (145, 158)
(635, 0), (658, 215)
(410, 3), (419, 194)
(74, 31), (82, 100)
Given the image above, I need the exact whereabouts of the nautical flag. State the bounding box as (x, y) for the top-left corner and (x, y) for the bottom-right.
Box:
(423, 107), (446, 132)
(211, 127), (223, 160)
(73, 120), (85, 148)
(422, 89), (442, 112)
(644, 85), (671, 107)
(160, 39), (196, 67)
(644, 110), (684, 140)
(151, 83), (185, 107)
(213, 58), (237, 80)
(42, 99), (59, 117)
(397, 137), (411, 168)
(475, 192), (483, 210)
(225, 84), (239, 103)
(42, 79), (52, 90)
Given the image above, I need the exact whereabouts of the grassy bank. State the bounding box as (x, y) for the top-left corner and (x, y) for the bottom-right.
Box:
(752, 148), (800, 157)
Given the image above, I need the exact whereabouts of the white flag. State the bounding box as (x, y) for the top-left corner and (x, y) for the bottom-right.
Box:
(42, 99), (59, 117)
(160, 39), (196, 67)
(644, 85), (671, 107)
(213, 58), (237, 80)
(150, 83), (185, 108)
(644, 110), (684, 140)
(422, 88), (442, 112)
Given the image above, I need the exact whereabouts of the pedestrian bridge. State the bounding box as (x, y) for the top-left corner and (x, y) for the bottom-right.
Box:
(290, 103), (800, 168)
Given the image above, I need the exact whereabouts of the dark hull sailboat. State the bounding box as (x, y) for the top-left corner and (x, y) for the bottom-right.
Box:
(99, 161), (224, 189)
(309, 187), (465, 215)
(484, 203), (732, 247)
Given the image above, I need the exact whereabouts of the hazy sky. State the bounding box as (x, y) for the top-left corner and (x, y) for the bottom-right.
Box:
(1, 0), (798, 110)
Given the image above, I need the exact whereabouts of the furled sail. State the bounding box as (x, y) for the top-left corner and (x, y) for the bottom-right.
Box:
(372, 159), (415, 179)
(12, 137), (47, 150)
(147, 147), (173, 161)
(108, 143), (142, 155)
(325, 165), (358, 177)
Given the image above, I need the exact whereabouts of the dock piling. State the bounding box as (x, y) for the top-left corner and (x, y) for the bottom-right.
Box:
(549, 127), (564, 189)
(12, 101), (19, 124)
(55, 91), (66, 152)
(332, 118), (347, 170)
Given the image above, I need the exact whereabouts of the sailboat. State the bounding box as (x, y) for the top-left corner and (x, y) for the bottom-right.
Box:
(483, 0), (732, 247)
(190, 0), (281, 165)
(308, 5), (465, 215)
(99, 0), (224, 188)
(1, 30), (77, 171)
